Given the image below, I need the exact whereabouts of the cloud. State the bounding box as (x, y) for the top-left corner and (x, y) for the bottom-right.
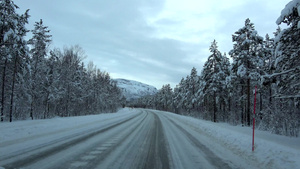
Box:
(14, 0), (291, 89)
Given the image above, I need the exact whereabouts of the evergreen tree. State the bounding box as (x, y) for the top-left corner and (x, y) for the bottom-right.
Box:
(27, 19), (52, 119)
(274, 0), (300, 99)
(173, 78), (185, 114)
(185, 67), (199, 113)
(0, 0), (29, 122)
(229, 18), (263, 126)
(200, 40), (228, 122)
(272, 0), (300, 136)
(218, 52), (231, 121)
(43, 50), (61, 118)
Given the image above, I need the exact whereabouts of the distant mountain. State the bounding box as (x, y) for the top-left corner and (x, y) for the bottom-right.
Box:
(113, 79), (158, 101)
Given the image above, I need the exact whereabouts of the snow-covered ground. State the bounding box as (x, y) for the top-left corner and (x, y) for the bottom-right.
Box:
(0, 108), (299, 169)
(159, 110), (300, 169)
(0, 108), (139, 144)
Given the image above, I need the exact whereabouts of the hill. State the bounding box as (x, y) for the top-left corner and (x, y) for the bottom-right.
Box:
(113, 79), (158, 101)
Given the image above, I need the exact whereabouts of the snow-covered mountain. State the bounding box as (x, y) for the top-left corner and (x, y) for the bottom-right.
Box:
(113, 79), (158, 101)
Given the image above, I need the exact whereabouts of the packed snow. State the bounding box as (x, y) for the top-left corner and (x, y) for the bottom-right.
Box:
(162, 111), (300, 169)
(0, 108), (138, 144)
(1, 108), (299, 169)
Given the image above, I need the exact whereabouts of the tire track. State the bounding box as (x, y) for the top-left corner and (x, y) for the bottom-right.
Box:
(93, 110), (170, 169)
(166, 117), (232, 169)
(0, 112), (135, 148)
(1, 112), (144, 169)
(66, 111), (150, 169)
(143, 111), (170, 169)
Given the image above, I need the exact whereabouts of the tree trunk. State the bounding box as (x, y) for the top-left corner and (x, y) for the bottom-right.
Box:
(260, 92), (262, 112)
(30, 101), (34, 120)
(228, 97), (231, 112)
(247, 78), (250, 126)
(44, 92), (50, 119)
(1, 58), (8, 122)
(213, 91), (217, 122)
(9, 56), (18, 122)
(241, 86), (244, 125)
(269, 83), (272, 105)
(66, 84), (70, 117)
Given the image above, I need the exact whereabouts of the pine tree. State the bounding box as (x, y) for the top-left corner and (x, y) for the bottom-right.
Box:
(275, 0), (300, 99)
(186, 67), (199, 113)
(43, 50), (61, 118)
(273, 0), (300, 136)
(161, 84), (173, 111)
(0, 0), (29, 122)
(173, 78), (185, 114)
(27, 19), (52, 119)
(218, 52), (231, 121)
(200, 40), (228, 122)
(229, 18), (263, 126)
(257, 34), (276, 130)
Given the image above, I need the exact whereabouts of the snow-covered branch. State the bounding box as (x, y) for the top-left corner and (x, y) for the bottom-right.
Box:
(274, 95), (300, 99)
(263, 66), (300, 79)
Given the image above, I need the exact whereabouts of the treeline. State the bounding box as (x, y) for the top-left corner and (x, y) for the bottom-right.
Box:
(132, 1), (300, 137)
(1, 0), (125, 122)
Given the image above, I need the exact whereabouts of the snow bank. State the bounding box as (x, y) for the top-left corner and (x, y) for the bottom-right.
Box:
(165, 112), (300, 169)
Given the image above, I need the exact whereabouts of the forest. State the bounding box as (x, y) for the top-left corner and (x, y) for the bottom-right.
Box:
(131, 2), (300, 137)
(0, 0), (125, 122)
(1, 0), (299, 137)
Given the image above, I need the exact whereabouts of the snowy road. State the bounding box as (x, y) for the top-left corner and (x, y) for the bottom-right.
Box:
(0, 109), (233, 169)
(1, 108), (299, 169)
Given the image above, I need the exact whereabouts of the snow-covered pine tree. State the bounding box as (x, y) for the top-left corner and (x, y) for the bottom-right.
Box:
(258, 34), (276, 130)
(186, 67), (199, 113)
(53, 46), (84, 117)
(182, 75), (190, 113)
(0, 0), (29, 122)
(155, 84), (173, 111)
(173, 78), (185, 114)
(27, 19), (52, 119)
(229, 18), (263, 126)
(275, 0), (300, 99)
(273, 0), (300, 136)
(218, 52), (231, 121)
(200, 40), (228, 122)
(43, 50), (61, 118)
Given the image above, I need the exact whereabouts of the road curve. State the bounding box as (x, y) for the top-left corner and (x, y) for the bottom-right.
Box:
(0, 109), (236, 169)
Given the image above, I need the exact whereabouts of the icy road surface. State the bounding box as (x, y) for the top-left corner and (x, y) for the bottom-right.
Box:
(1, 108), (299, 169)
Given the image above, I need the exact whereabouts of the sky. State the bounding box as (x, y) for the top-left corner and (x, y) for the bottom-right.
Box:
(14, 0), (291, 89)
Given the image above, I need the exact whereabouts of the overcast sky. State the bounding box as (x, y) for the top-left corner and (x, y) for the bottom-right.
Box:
(15, 0), (290, 89)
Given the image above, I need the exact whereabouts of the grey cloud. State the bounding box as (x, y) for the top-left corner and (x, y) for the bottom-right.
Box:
(14, 0), (288, 89)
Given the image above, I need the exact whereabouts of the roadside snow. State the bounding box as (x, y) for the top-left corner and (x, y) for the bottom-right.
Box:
(164, 111), (300, 169)
(0, 108), (138, 144)
(1, 108), (299, 169)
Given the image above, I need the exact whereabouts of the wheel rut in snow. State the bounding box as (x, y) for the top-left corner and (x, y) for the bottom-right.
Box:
(67, 111), (150, 169)
(167, 117), (232, 169)
(2, 113), (143, 169)
(143, 111), (170, 169)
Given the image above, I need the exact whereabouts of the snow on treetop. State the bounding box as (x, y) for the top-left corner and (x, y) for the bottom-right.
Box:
(276, 0), (300, 25)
